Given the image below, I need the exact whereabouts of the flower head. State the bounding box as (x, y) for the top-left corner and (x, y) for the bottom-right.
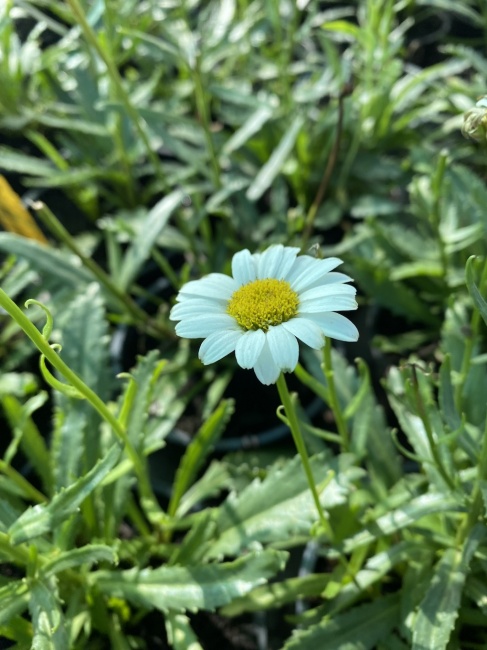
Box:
(462, 96), (487, 142)
(170, 245), (358, 385)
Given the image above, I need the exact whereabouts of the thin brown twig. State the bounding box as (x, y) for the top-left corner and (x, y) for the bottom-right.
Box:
(301, 86), (350, 250)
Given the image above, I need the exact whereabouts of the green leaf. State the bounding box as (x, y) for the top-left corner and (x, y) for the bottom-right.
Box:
(466, 256), (487, 328)
(203, 453), (364, 559)
(8, 444), (122, 544)
(322, 20), (361, 40)
(246, 114), (304, 201)
(106, 352), (165, 534)
(118, 189), (184, 290)
(35, 114), (110, 136)
(1, 393), (51, 492)
(92, 549), (288, 613)
(0, 146), (55, 176)
(25, 167), (124, 188)
(29, 578), (68, 650)
(53, 284), (111, 485)
(0, 234), (92, 288)
(221, 572), (329, 617)
(169, 399), (234, 517)
(165, 613), (204, 650)
(223, 104), (274, 155)
(412, 524), (485, 650)
(43, 544), (118, 577)
(284, 594), (400, 649)
(343, 492), (463, 553)
(0, 581), (30, 626)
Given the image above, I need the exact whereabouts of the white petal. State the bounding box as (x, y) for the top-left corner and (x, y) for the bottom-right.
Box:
(304, 312), (359, 342)
(175, 314), (237, 338)
(299, 282), (356, 302)
(170, 299), (225, 320)
(282, 317), (325, 349)
(257, 245), (300, 280)
(231, 249), (257, 285)
(199, 329), (243, 364)
(253, 340), (281, 385)
(266, 325), (299, 372)
(179, 273), (238, 301)
(287, 256), (343, 292)
(235, 329), (266, 368)
(299, 295), (358, 313)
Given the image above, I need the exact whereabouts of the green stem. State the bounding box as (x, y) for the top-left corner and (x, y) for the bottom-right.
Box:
(457, 414), (487, 544)
(192, 56), (221, 189)
(276, 373), (332, 537)
(431, 149), (449, 278)
(64, 0), (164, 183)
(455, 258), (487, 410)
(0, 460), (46, 504)
(0, 289), (159, 514)
(322, 338), (350, 451)
(0, 532), (32, 566)
(410, 365), (456, 492)
(31, 201), (174, 339)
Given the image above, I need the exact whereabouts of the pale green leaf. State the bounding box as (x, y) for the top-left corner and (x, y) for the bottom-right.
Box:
(0, 581), (30, 626)
(344, 493), (463, 553)
(223, 104), (274, 155)
(8, 444), (122, 544)
(0, 234), (92, 288)
(53, 284), (111, 486)
(284, 594), (400, 649)
(412, 524), (485, 650)
(203, 453), (364, 559)
(466, 256), (487, 329)
(43, 544), (118, 577)
(165, 612), (204, 650)
(0, 146), (55, 176)
(29, 578), (68, 650)
(118, 189), (184, 290)
(169, 399), (234, 517)
(246, 114), (304, 201)
(92, 549), (288, 613)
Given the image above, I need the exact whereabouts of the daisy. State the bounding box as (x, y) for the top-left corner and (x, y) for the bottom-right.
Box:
(169, 244), (358, 385)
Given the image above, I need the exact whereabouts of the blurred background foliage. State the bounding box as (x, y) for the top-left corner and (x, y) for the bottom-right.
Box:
(2, 1), (487, 648)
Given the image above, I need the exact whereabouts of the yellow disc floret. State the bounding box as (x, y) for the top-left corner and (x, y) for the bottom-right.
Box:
(227, 278), (299, 331)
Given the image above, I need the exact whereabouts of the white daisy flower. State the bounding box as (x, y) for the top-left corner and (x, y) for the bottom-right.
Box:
(170, 244), (358, 385)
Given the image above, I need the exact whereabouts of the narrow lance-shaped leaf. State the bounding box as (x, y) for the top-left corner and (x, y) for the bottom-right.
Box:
(43, 544), (118, 577)
(343, 492), (463, 553)
(466, 256), (487, 328)
(92, 549), (288, 613)
(412, 524), (486, 650)
(284, 594), (400, 650)
(169, 399), (234, 517)
(8, 444), (122, 544)
(165, 613), (204, 650)
(203, 453), (364, 560)
(0, 234), (92, 288)
(29, 577), (68, 650)
(118, 189), (184, 291)
(246, 114), (304, 201)
(0, 581), (30, 626)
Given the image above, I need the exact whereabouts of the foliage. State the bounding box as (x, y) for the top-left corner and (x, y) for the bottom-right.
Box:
(1, 0), (487, 648)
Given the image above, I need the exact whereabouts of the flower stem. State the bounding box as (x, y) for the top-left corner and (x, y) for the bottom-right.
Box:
(276, 373), (332, 538)
(0, 289), (161, 519)
(322, 338), (350, 452)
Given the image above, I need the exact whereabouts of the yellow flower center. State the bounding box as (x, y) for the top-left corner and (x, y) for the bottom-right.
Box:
(227, 278), (299, 331)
